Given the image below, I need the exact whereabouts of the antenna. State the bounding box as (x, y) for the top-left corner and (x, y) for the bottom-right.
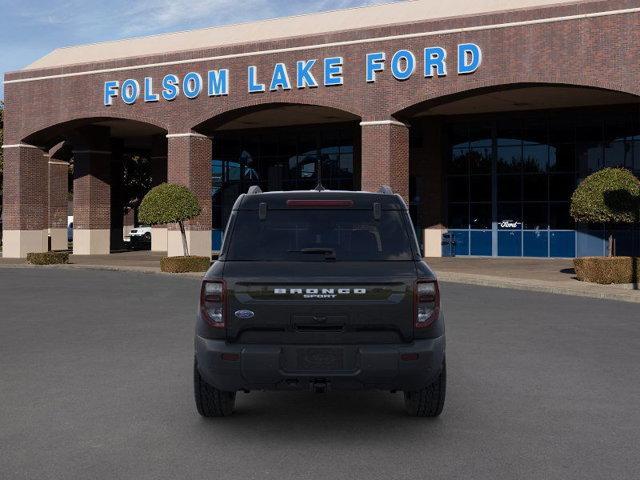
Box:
(314, 180), (326, 192)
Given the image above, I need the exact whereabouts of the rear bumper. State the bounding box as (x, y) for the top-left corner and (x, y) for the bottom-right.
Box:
(195, 335), (445, 392)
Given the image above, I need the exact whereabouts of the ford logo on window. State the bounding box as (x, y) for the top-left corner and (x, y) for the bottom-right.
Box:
(235, 310), (255, 319)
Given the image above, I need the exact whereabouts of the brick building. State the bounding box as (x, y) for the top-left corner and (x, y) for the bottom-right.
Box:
(3, 0), (640, 258)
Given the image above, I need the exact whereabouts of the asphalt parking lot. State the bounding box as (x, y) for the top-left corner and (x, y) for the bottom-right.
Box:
(1, 268), (639, 480)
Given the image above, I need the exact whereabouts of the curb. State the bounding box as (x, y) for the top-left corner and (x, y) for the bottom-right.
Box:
(435, 271), (640, 304)
(0, 263), (204, 278)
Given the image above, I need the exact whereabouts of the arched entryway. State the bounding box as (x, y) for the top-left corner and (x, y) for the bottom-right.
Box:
(396, 84), (640, 258)
(3, 118), (167, 257)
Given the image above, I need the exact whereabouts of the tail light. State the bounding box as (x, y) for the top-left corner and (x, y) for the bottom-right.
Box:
(414, 280), (440, 329)
(201, 280), (226, 328)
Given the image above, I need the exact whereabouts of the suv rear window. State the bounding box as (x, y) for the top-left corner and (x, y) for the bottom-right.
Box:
(226, 210), (416, 261)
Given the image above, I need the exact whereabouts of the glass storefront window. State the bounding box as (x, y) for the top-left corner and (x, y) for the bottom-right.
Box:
(523, 204), (548, 230)
(497, 145), (522, 173)
(497, 175), (521, 201)
(447, 204), (469, 229)
(470, 175), (492, 202)
(470, 146), (492, 173)
(497, 203), (522, 230)
(523, 175), (547, 202)
(523, 144), (548, 173)
(470, 203), (492, 229)
(447, 176), (469, 203)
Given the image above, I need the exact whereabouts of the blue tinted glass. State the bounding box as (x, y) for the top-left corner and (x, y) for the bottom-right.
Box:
(470, 230), (492, 256)
(449, 230), (470, 256)
(550, 231), (575, 258)
(523, 231), (548, 257)
(498, 231), (522, 256)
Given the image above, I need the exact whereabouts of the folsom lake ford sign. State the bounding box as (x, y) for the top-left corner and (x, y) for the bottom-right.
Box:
(103, 43), (482, 106)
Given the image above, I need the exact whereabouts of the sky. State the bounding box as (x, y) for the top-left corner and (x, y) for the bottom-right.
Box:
(0, 0), (401, 100)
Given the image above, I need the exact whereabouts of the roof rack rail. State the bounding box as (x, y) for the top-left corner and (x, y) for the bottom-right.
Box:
(378, 185), (394, 195)
(247, 185), (263, 195)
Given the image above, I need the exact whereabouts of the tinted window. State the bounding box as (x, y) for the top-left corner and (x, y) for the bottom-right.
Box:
(227, 210), (415, 261)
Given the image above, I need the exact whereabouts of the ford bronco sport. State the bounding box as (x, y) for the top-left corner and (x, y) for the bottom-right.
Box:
(194, 186), (446, 417)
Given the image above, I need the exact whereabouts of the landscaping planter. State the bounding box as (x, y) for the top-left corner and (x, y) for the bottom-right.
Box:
(574, 256), (640, 284)
(160, 256), (211, 273)
(27, 251), (70, 265)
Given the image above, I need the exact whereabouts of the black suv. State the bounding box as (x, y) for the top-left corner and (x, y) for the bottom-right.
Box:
(194, 187), (445, 417)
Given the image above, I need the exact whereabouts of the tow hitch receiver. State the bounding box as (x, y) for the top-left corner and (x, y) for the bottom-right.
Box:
(311, 379), (330, 394)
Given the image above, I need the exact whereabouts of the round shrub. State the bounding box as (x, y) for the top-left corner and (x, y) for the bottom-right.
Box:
(160, 256), (210, 273)
(138, 183), (201, 226)
(139, 183), (202, 256)
(27, 251), (70, 265)
(570, 168), (640, 224)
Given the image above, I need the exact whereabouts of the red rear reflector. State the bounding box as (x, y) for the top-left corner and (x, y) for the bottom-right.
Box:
(221, 353), (240, 362)
(286, 199), (354, 207)
(401, 353), (419, 361)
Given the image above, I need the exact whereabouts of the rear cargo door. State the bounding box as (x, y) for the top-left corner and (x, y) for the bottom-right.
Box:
(224, 261), (416, 344)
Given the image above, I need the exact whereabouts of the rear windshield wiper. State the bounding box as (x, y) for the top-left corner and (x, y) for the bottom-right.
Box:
(288, 248), (337, 260)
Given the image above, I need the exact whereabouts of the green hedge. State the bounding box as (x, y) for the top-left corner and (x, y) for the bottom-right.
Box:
(574, 256), (640, 284)
(27, 251), (70, 265)
(160, 256), (210, 273)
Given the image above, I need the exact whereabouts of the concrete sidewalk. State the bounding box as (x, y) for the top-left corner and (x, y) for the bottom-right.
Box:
(427, 257), (640, 303)
(1, 252), (639, 303)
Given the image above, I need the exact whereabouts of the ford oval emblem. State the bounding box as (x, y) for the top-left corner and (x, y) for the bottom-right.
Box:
(235, 310), (255, 319)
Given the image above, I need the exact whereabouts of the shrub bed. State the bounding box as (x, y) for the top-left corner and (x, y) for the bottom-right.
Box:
(574, 256), (640, 284)
(160, 256), (210, 273)
(27, 251), (70, 265)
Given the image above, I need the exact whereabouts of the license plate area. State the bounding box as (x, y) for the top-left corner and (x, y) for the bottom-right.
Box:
(281, 346), (356, 372)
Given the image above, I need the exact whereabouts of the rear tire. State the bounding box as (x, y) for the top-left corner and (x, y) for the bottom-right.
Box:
(404, 360), (446, 417)
(194, 360), (236, 417)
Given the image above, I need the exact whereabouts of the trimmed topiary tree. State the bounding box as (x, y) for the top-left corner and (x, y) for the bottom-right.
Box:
(138, 183), (202, 256)
(570, 168), (640, 256)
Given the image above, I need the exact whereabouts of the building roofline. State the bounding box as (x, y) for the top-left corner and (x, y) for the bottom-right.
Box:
(18, 0), (599, 72)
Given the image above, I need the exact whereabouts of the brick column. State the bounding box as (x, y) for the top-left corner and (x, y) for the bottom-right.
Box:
(166, 133), (212, 258)
(360, 120), (410, 202)
(48, 158), (69, 251)
(150, 134), (168, 252)
(72, 127), (112, 255)
(110, 145), (125, 251)
(1, 144), (49, 258)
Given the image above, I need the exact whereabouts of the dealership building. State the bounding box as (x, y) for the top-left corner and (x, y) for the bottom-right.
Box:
(3, 0), (640, 258)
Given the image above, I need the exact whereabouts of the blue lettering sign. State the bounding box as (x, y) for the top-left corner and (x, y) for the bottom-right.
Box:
(208, 69), (229, 96)
(104, 80), (119, 106)
(248, 66), (265, 93)
(324, 57), (343, 86)
(183, 72), (203, 99)
(101, 45), (483, 105)
(296, 60), (318, 89)
(366, 52), (385, 83)
(144, 77), (159, 102)
(161, 74), (179, 101)
(458, 43), (482, 74)
(424, 47), (447, 77)
(270, 63), (292, 91)
(390, 50), (415, 81)
(121, 79), (140, 104)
